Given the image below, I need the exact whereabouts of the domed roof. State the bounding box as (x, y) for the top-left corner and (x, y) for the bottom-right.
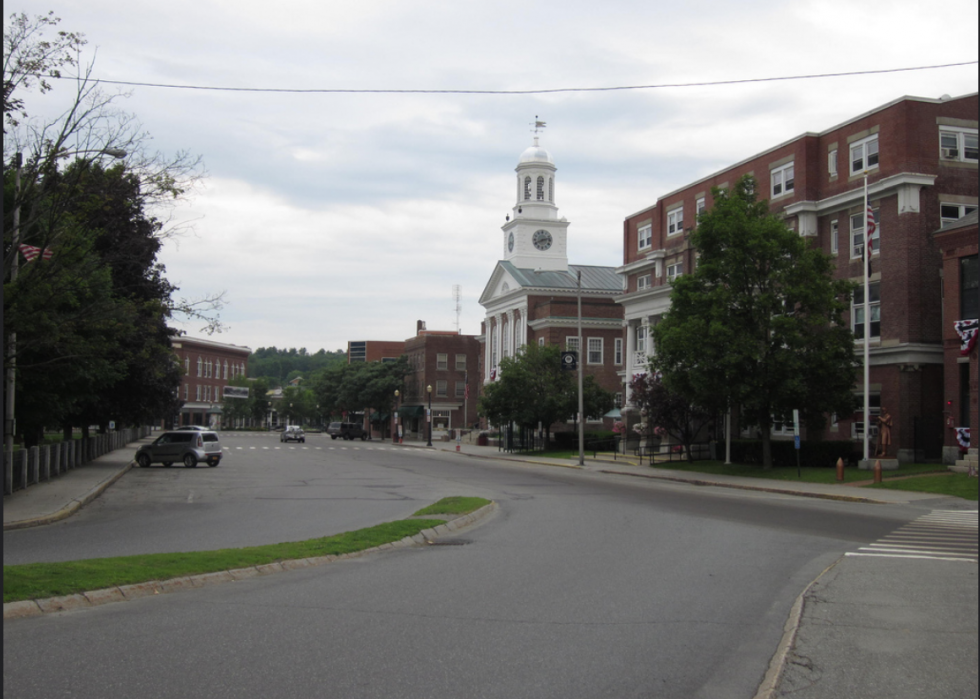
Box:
(518, 144), (553, 165)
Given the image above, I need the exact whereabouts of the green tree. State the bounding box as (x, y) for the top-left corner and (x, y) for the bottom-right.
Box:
(627, 372), (713, 462)
(479, 344), (614, 444)
(652, 175), (859, 469)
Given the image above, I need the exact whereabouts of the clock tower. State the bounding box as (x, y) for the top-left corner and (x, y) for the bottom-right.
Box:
(502, 126), (569, 272)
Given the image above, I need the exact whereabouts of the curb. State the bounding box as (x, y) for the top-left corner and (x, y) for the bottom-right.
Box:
(3, 460), (136, 531)
(3, 501), (499, 620)
(752, 557), (842, 699)
(598, 469), (894, 504)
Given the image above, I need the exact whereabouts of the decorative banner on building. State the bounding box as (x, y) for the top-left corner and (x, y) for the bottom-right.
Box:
(18, 244), (53, 262)
(954, 319), (979, 356)
(955, 427), (971, 449)
(222, 386), (249, 399)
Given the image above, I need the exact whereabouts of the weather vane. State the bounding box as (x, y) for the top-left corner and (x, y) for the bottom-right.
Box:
(531, 116), (547, 135)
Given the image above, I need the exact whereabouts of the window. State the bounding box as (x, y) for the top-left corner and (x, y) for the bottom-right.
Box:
(566, 336), (580, 353)
(667, 261), (683, 281)
(436, 353), (448, 370)
(524, 176), (531, 200)
(436, 380), (448, 397)
(614, 338), (623, 365)
(197, 357), (202, 377)
(853, 282), (881, 340)
(667, 207), (683, 236)
(828, 149), (838, 176)
(696, 197), (706, 218)
(538, 337), (545, 347)
(588, 338), (603, 364)
(852, 393), (881, 440)
(196, 385), (202, 401)
(963, 255), (979, 320)
(455, 381), (466, 398)
(184, 384), (189, 401)
(830, 219), (839, 255)
(771, 162), (795, 198)
(536, 176), (545, 200)
(940, 128), (979, 162)
(549, 178), (554, 202)
(940, 203), (978, 225)
(615, 392), (623, 408)
(184, 358), (190, 375)
(850, 134), (879, 174)
(637, 274), (651, 291)
(850, 208), (879, 259)
(224, 361), (229, 379)
(636, 325), (647, 354)
(638, 223), (652, 250)
(455, 354), (467, 370)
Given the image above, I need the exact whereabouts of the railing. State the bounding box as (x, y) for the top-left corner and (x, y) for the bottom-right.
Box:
(3, 426), (152, 496)
(636, 442), (712, 466)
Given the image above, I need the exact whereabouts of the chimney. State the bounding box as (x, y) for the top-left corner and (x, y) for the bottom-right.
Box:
(417, 320), (426, 335)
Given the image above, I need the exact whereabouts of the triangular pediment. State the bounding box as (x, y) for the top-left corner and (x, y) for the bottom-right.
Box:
(478, 262), (523, 306)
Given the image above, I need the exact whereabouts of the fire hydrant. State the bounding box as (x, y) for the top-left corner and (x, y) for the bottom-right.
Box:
(873, 459), (883, 484)
(836, 457), (844, 483)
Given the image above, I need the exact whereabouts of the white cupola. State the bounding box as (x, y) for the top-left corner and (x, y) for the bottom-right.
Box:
(502, 122), (569, 271)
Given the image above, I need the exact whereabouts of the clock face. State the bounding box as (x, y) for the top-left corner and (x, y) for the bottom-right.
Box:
(508, 232), (514, 252)
(532, 229), (553, 251)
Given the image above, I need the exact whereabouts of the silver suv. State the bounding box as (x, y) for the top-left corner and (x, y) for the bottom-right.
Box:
(136, 430), (223, 468)
(281, 426), (305, 443)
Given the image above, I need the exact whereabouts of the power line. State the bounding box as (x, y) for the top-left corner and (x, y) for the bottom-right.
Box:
(49, 60), (978, 96)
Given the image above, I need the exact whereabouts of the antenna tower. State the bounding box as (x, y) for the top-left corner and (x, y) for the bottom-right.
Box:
(453, 285), (462, 333)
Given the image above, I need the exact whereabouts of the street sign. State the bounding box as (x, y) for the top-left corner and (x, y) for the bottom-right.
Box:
(561, 351), (578, 371)
(223, 386), (249, 399)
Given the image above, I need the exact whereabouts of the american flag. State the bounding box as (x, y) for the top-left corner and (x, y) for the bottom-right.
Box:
(18, 244), (53, 262)
(954, 319), (979, 356)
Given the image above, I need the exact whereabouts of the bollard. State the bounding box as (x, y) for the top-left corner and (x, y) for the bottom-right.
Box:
(836, 457), (844, 483)
(873, 459), (882, 484)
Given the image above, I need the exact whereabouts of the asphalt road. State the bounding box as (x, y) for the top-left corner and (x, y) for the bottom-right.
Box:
(2, 432), (939, 698)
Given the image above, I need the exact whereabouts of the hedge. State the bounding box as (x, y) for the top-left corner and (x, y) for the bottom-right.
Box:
(729, 439), (859, 468)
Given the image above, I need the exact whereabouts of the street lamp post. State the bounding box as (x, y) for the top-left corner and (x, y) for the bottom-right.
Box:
(393, 390), (400, 443)
(426, 385), (433, 447)
(577, 270), (585, 466)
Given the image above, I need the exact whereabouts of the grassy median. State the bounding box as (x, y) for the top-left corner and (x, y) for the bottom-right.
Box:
(4, 497), (491, 604)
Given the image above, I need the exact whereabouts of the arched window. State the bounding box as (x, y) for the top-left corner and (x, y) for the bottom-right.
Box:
(536, 176), (545, 200)
(549, 178), (554, 202)
(524, 176), (532, 200)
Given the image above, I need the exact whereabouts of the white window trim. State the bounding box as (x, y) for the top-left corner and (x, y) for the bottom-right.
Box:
(637, 274), (651, 291)
(940, 202), (978, 224)
(614, 338), (623, 365)
(830, 219), (839, 255)
(850, 134), (879, 175)
(636, 325), (647, 354)
(828, 149), (838, 177)
(852, 282), (881, 341)
(939, 127), (979, 163)
(770, 162), (795, 199)
(667, 207), (684, 237)
(638, 223), (652, 250)
(587, 337), (603, 365)
(667, 261), (683, 282)
(850, 208), (879, 260)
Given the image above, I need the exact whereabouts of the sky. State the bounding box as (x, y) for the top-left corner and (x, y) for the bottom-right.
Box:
(8, 0), (978, 354)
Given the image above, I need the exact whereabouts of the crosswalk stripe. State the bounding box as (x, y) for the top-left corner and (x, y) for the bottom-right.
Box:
(847, 509), (978, 563)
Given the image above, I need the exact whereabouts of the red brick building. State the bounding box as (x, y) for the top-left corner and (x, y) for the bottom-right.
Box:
(347, 340), (406, 364)
(479, 134), (625, 431)
(400, 321), (482, 440)
(935, 210), (978, 464)
(171, 336), (252, 428)
(618, 93), (977, 462)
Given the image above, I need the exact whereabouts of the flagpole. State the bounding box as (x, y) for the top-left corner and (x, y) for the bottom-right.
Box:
(862, 172), (870, 463)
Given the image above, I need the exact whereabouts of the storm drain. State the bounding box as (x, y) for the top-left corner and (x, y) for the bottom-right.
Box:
(426, 539), (471, 546)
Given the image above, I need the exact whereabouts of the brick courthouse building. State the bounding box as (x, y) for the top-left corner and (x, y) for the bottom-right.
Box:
(478, 133), (625, 430)
(617, 93), (977, 462)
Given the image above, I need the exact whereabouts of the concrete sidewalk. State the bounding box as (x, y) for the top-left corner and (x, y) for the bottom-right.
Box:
(3, 437), (149, 530)
(425, 439), (945, 505)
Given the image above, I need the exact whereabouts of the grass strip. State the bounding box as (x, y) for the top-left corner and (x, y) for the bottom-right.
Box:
(3, 518), (444, 604)
(412, 497), (491, 517)
(866, 473), (978, 501)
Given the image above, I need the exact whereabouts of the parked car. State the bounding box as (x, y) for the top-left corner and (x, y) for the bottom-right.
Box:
(281, 426), (305, 443)
(175, 425), (209, 431)
(327, 422), (368, 440)
(135, 430), (222, 468)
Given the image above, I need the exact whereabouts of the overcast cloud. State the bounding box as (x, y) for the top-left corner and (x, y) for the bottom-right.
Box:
(9, 0), (978, 353)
